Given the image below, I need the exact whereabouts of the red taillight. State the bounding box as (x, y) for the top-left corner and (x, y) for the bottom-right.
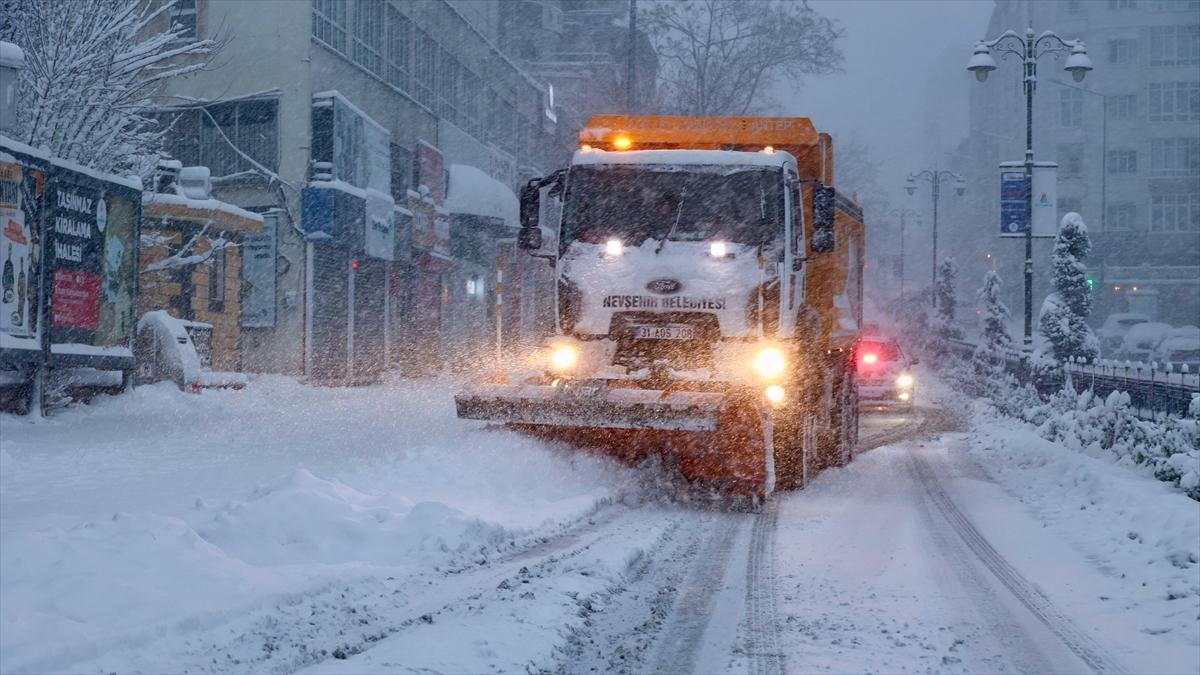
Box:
(861, 353), (878, 365)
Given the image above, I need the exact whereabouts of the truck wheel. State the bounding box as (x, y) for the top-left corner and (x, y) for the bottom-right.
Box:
(772, 404), (804, 489)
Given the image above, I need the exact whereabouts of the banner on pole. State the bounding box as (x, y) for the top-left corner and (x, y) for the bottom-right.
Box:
(999, 161), (1058, 238)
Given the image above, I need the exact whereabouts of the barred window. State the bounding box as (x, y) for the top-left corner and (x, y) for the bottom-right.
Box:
(413, 28), (436, 108)
(158, 99), (278, 177)
(438, 47), (460, 124)
(1108, 94), (1137, 120)
(1108, 39), (1136, 65)
(386, 6), (411, 92)
(1106, 203), (1137, 230)
(352, 0), (386, 77)
(1059, 88), (1083, 127)
(1149, 24), (1200, 66)
(1109, 0), (1136, 7)
(1150, 193), (1200, 231)
(1108, 149), (1138, 174)
(1150, 137), (1200, 176)
(312, 0), (347, 53)
(1148, 81), (1200, 121)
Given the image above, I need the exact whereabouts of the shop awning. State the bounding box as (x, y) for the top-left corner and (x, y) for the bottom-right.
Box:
(142, 192), (264, 234)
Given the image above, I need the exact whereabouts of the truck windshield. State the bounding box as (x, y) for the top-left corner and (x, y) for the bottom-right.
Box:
(561, 165), (784, 253)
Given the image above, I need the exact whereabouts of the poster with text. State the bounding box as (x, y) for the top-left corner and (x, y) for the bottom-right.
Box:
(241, 211), (277, 328)
(0, 151), (43, 339)
(48, 164), (138, 349)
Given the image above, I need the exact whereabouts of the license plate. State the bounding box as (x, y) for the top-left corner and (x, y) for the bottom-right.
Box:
(633, 324), (696, 340)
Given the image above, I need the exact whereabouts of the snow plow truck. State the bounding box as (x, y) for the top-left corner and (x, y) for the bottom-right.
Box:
(455, 115), (865, 504)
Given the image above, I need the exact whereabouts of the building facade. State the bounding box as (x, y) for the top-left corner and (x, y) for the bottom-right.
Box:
(151, 0), (560, 381)
(958, 0), (1199, 328)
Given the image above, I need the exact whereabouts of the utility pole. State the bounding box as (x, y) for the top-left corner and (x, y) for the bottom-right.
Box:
(887, 208), (920, 301)
(905, 170), (965, 309)
(627, 0), (637, 113)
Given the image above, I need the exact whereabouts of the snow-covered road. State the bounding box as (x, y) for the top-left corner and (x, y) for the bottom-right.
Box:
(1, 377), (1196, 674)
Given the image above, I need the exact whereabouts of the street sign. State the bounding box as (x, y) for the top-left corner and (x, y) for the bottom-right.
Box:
(999, 169), (1026, 237)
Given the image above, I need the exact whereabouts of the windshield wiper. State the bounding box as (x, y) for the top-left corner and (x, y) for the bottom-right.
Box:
(655, 191), (686, 255)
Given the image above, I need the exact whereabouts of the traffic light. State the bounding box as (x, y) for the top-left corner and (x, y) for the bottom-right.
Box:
(1086, 276), (1095, 291)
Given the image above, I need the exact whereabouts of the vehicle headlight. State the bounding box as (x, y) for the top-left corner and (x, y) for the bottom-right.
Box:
(896, 373), (914, 388)
(751, 346), (786, 380)
(605, 238), (623, 256)
(549, 344), (579, 372)
(764, 384), (786, 406)
(709, 241), (727, 258)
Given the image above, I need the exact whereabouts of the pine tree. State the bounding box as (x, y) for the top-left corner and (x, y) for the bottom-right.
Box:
(1038, 212), (1099, 363)
(978, 270), (1013, 353)
(934, 257), (963, 341)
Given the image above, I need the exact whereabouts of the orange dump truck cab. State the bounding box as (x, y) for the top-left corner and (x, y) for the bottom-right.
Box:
(456, 114), (866, 503)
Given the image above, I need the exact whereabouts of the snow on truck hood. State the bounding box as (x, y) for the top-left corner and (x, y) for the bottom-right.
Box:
(563, 239), (765, 337)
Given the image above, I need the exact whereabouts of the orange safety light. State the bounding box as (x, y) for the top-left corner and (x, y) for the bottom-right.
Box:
(613, 135), (633, 150)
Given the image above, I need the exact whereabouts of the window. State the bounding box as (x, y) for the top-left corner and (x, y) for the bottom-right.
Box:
(1108, 149), (1138, 174)
(158, 99), (279, 177)
(312, 0), (347, 53)
(385, 6), (411, 92)
(1153, 0), (1200, 10)
(170, 0), (197, 39)
(1059, 144), (1085, 176)
(1150, 193), (1200, 231)
(1066, 0), (1083, 12)
(1059, 88), (1083, 127)
(208, 246), (226, 312)
(1148, 81), (1200, 121)
(1106, 203), (1137, 230)
(1109, 0), (1136, 7)
(352, 0), (386, 77)
(390, 143), (414, 202)
(1108, 39), (1136, 65)
(1108, 94), (1137, 120)
(1150, 137), (1200, 175)
(413, 28), (436, 108)
(1059, 196), (1083, 217)
(1149, 24), (1200, 66)
(437, 48), (460, 124)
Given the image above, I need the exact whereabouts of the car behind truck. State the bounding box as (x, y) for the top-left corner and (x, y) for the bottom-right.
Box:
(455, 115), (866, 504)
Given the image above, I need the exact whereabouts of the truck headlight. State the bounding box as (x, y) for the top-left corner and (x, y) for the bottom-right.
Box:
(764, 384), (785, 406)
(605, 238), (623, 256)
(751, 346), (786, 380)
(550, 344), (579, 372)
(896, 373), (914, 388)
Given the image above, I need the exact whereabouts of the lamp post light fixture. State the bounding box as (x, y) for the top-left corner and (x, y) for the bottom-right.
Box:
(905, 169), (966, 309)
(968, 24), (1093, 352)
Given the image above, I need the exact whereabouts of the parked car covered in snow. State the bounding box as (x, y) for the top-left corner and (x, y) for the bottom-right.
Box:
(856, 336), (916, 410)
(1152, 326), (1200, 371)
(1098, 312), (1150, 354)
(1115, 322), (1172, 363)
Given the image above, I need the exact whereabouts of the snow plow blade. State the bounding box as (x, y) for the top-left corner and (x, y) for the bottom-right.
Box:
(455, 380), (774, 501)
(454, 380), (725, 431)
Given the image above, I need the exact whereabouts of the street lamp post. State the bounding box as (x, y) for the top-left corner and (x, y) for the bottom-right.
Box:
(887, 207), (920, 301)
(905, 170), (966, 309)
(968, 24), (1094, 352)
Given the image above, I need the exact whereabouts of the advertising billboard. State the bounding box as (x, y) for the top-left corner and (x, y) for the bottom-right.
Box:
(241, 210), (277, 328)
(0, 149), (43, 342)
(47, 164), (139, 350)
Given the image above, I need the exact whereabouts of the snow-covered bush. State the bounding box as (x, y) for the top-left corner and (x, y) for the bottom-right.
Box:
(1038, 213), (1099, 364)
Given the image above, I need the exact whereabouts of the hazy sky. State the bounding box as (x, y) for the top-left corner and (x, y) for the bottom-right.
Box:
(775, 0), (995, 200)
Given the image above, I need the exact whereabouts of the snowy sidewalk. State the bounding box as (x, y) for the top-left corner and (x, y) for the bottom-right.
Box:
(0, 375), (633, 673)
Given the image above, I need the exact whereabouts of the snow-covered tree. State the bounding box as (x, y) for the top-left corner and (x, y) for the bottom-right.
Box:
(644, 0), (842, 115)
(1039, 212), (1099, 363)
(0, 0), (219, 176)
(977, 270), (1013, 354)
(933, 257), (962, 341)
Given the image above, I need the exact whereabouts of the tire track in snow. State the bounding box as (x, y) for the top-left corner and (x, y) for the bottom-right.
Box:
(907, 449), (1126, 675)
(744, 499), (785, 675)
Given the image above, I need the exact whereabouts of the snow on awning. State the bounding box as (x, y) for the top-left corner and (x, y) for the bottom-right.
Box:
(142, 192), (263, 234)
(445, 164), (518, 227)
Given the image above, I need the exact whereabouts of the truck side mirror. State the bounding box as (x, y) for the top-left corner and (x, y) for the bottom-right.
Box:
(811, 229), (834, 253)
(519, 181), (540, 230)
(518, 226), (542, 250)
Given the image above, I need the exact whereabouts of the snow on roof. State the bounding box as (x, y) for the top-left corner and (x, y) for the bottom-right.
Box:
(312, 90), (387, 134)
(572, 148), (795, 169)
(445, 164), (518, 225)
(0, 41), (24, 68)
(142, 192), (263, 232)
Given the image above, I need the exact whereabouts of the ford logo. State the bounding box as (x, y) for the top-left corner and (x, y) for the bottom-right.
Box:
(646, 278), (682, 294)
